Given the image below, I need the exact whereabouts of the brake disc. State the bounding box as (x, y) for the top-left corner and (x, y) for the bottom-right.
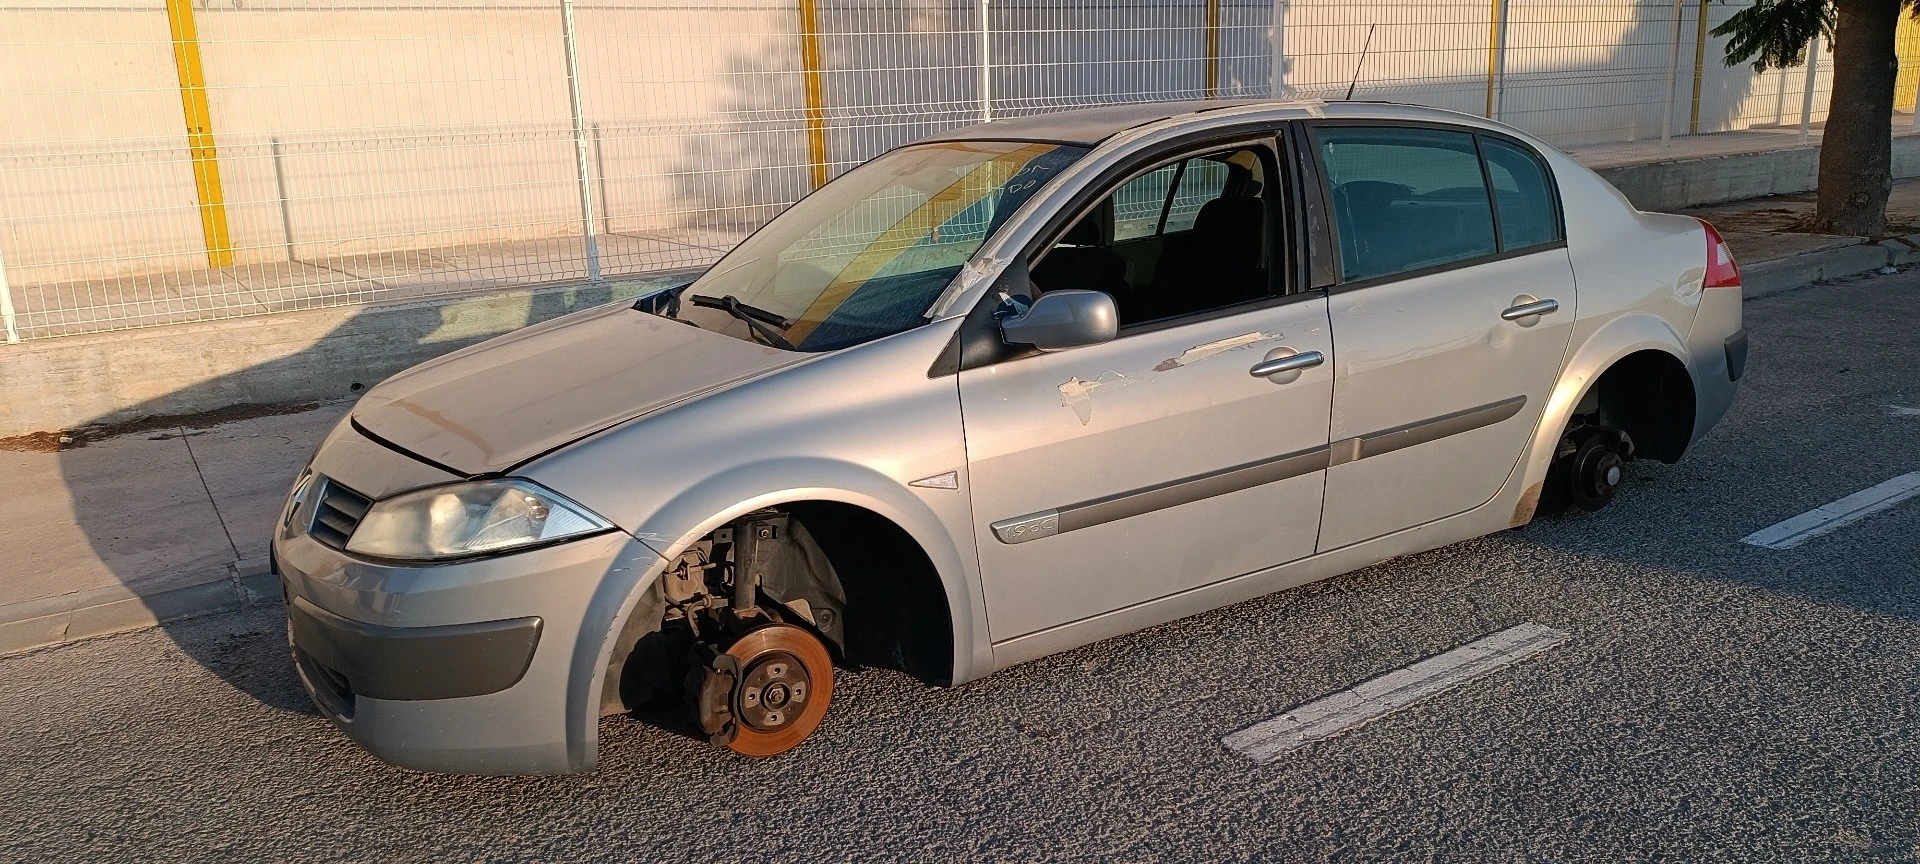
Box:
(720, 623), (835, 757)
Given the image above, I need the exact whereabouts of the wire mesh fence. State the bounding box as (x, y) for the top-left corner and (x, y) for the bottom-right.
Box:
(0, 0), (1894, 342)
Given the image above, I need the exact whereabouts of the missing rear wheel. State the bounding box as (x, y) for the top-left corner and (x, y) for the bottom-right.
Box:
(1541, 425), (1634, 515)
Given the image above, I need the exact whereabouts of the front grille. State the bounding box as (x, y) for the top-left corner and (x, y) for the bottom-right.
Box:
(308, 477), (372, 550)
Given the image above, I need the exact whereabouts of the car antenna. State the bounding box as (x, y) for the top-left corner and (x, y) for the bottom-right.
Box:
(1344, 23), (1376, 101)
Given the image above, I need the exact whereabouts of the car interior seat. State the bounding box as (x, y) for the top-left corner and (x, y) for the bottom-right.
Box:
(1138, 196), (1268, 321)
(1031, 198), (1131, 311)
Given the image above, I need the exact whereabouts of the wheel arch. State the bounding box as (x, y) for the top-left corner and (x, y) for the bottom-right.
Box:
(565, 457), (987, 770)
(1508, 312), (1695, 526)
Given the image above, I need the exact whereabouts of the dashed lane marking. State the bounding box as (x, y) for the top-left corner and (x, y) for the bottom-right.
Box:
(1740, 471), (1920, 550)
(1222, 623), (1571, 764)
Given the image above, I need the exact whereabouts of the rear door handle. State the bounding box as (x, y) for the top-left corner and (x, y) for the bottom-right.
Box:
(1501, 298), (1560, 321)
(1249, 349), (1325, 378)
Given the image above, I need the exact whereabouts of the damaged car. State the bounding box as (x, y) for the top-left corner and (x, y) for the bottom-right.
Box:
(273, 99), (1745, 773)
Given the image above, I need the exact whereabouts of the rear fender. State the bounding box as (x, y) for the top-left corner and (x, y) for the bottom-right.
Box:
(1508, 312), (1691, 525)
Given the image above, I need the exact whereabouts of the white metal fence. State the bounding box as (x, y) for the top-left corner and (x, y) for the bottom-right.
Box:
(0, 0), (1882, 342)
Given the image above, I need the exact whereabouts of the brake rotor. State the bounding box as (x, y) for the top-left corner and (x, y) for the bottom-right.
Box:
(722, 624), (834, 757)
(1568, 428), (1628, 513)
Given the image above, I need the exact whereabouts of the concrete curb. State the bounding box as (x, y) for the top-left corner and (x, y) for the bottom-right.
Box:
(1, 234), (1913, 659)
(0, 557), (280, 657)
(1741, 234), (1920, 299)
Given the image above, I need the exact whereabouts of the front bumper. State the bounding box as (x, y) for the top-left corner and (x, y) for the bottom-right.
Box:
(275, 527), (660, 775)
(286, 597), (542, 704)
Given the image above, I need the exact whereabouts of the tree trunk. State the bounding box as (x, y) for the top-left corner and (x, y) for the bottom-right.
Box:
(1810, 0), (1902, 237)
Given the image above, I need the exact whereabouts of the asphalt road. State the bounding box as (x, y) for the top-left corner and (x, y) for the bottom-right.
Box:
(5, 271), (1920, 863)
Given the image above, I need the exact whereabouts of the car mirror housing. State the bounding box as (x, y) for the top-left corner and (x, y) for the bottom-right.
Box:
(999, 289), (1118, 352)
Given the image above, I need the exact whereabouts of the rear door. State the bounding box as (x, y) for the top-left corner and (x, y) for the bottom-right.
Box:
(1306, 123), (1577, 550)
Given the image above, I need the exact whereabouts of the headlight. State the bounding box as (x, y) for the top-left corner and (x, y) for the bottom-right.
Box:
(282, 469), (314, 530)
(344, 479), (614, 561)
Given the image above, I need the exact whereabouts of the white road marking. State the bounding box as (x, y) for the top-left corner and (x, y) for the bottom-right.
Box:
(1890, 405), (1920, 417)
(1222, 623), (1570, 764)
(1740, 471), (1920, 549)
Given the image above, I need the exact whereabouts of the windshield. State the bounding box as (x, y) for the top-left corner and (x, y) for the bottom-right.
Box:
(675, 140), (1089, 351)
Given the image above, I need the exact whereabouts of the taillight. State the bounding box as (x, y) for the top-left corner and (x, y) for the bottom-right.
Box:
(1698, 219), (1740, 288)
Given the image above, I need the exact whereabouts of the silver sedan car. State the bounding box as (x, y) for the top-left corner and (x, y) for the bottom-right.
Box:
(273, 99), (1745, 774)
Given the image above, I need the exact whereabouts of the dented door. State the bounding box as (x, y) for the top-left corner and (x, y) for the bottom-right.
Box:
(958, 297), (1334, 641)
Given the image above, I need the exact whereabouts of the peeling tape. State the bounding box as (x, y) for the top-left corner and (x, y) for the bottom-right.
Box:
(1154, 331), (1280, 371)
(960, 255), (1002, 295)
(1058, 371), (1135, 425)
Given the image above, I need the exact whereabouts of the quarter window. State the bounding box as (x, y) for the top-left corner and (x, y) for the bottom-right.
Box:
(1314, 126), (1498, 282)
(1481, 137), (1560, 251)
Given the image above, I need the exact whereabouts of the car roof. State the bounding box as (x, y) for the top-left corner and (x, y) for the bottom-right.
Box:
(917, 99), (1273, 146)
(916, 99), (1516, 149)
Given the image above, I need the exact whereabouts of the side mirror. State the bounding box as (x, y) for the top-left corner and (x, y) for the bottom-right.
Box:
(999, 289), (1119, 351)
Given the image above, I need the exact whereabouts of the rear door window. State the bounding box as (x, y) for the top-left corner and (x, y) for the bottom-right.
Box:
(1312, 126), (1498, 282)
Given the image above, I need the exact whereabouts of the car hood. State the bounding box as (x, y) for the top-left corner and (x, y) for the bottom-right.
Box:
(351, 304), (797, 475)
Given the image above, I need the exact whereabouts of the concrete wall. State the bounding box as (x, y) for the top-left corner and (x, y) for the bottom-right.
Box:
(0, 278), (677, 437)
(1596, 135), (1920, 211)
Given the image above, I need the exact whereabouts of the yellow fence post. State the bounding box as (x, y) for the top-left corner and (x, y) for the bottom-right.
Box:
(164, 0), (234, 269)
(1205, 0), (1222, 99)
(1896, 14), (1920, 125)
(799, 0), (829, 190)
(1688, 0), (1710, 135)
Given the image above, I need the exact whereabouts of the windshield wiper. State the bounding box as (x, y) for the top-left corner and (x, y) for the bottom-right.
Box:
(688, 294), (797, 351)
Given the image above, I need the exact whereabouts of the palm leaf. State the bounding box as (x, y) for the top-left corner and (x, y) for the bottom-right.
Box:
(1710, 0), (1832, 72)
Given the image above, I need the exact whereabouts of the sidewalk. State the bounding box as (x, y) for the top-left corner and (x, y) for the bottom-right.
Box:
(0, 404), (347, 653)
(5, 183), (1920, 656)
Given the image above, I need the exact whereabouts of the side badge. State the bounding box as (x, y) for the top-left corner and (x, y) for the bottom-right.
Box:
(909, 471), (960, 490)
(990, 510), (1060, 544)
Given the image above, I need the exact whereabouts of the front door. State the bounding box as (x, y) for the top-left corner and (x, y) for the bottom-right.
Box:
(958, 139), (1334, 641)
(1306, 124), (1578, 550)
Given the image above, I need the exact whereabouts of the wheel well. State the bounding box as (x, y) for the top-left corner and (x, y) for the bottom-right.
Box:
(782, 501), (955, 687)
(1585, 349), (1695, 463)
(601, 500), (957, 715)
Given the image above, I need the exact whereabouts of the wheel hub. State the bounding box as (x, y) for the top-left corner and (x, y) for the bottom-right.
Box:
(737, 651), (810, 732)
(1567, 428), (1630, 512)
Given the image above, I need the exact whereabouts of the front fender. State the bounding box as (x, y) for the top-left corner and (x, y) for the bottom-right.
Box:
(1508, 311), (1692, 524)
(562, 457), (988, 771)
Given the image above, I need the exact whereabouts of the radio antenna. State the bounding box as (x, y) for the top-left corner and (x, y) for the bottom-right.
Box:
(1344, 24), (1376, 101)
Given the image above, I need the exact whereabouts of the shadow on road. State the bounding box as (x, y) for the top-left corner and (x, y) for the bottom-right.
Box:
(47, 282), (634, 713)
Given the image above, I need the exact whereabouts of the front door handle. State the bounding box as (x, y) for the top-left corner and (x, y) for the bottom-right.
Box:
(1249, 349), (1325, 378)
(1501, 298), (1560, 321)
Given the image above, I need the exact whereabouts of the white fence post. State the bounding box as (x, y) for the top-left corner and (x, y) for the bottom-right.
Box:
(1488, 0), (1510, 120)
(1270, 0), (1287, 99)
(1800, 33), (1821, 143)
(978, 0), (992, 122)
(560, 0), (602, 282)
(1661, 0), (1683, 143)
(0, 239), (18, 344)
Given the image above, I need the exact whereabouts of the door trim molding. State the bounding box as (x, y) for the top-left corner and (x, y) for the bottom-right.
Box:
(1326, 394), (1527, 467)
(990, 394), (1526, 544)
